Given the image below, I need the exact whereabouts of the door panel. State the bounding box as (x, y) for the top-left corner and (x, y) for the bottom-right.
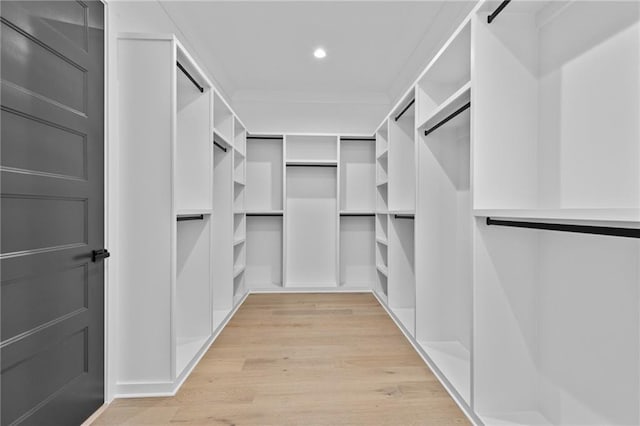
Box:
(0, 2), (104, 425)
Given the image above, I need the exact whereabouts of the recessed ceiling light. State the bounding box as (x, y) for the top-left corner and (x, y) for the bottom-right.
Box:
(313, 47), (327, 59)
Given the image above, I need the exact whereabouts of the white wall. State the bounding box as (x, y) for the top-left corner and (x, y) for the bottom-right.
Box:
(232, 90), (390, 135)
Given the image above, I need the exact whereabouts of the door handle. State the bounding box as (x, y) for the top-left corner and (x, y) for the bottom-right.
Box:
(92, 249), (111, 262)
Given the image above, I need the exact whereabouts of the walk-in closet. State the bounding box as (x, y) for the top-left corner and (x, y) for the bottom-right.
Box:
(2, 0), (639, 425)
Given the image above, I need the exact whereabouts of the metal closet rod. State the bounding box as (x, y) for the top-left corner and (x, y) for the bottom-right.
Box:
(394, 98), (415, 121)
(213, 141), (227, 152)
(340, 137), (376, 142)
(424, 102), (471, 136)
(340, 213), (375, 217)
(177, 214), (204, 222)
(394, 214), (414, 219)
(176, 61), (204, 93)
(247, 135), (283, 140)
(487, 0), (511, 24)
(486, 217), (640, 239)
(286, 164), (337, 168)
(247, 213), (283, 217)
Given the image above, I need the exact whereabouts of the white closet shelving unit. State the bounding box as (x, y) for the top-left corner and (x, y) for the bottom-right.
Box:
(117, 34), (218, 394)
(232, 120), (247, 305)
(471, 1), (640, 425)
(114, 2), (640, 423)
(245, 136), (284, 290)
(415, 19), (472, 406)
(385, 92), (417, 337)
(284, 135), (339, 287)
(373, 1), (640, 424)
(211, 91), (234, 326)
(339, 137), (376, 288)
(375, 123), (390, 302)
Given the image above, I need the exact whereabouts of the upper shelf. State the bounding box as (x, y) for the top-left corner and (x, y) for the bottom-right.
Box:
(417, 81), (471, 131)
(474, 209), (640, 225)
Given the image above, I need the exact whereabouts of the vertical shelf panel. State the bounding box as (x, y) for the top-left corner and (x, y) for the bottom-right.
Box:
(388, 98), (416, 212)
(246, 138), (283, 211)
(416, 108), (472, 404)
(339, 216), (375, 288)
(339, 139), (375, 211)
(175, 217), (212, 376)
(388, 215), (415, 336)
(246, 216), (283, 289)
(285, 166), (337, 287)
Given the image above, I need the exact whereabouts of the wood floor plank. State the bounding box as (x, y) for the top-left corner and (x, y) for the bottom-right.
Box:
(94, 293), (469, 425)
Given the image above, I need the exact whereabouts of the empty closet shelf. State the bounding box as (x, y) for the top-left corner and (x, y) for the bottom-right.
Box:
(474, 208), (640, 224)
(233, 265), (245, 278)
(176, 209), (212, 216)
(417, 81), (471, 131)
(213, 129), (232, 149)
(376, 264), (388, 276)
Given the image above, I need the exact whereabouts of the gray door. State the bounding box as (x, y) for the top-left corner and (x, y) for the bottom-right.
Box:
(1, 1), (105, 425)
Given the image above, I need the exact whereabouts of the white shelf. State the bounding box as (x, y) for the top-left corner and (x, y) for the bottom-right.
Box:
(417, 81), (471, 130)
(340, 210), (375, 216)
(474, 208), (640, 224)
(233, 238), (245, 246)
(233, 265), (245, 278)
(245, 210), (284, 216)
(376, 264), (388, 277)
(420, 341), (470, 403)
(234, 148), (246, 158)
(176, 209), (212, 216)
(213, 128), (232, 149)
(376, 237), (388, 246)
(376, 180), (388, 187)
(234, 211), (246, 215)
(389, 210), (415, 216)
(391, 307), (415, 336)
(286, 159), (338, 166)
(480, 412), (552, 426)
(234, 179), (246, 187)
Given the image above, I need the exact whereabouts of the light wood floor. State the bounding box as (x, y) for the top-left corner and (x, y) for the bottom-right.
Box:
(94, 293), (469, 425)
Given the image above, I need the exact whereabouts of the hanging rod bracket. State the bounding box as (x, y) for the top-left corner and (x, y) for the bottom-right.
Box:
(177, 61), (204, 93)
(487, 0), (511, 24)
(486, 217), (640, 239)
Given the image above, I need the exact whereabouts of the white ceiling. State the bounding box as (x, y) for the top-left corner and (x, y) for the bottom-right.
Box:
(158, 1), (475, 133)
